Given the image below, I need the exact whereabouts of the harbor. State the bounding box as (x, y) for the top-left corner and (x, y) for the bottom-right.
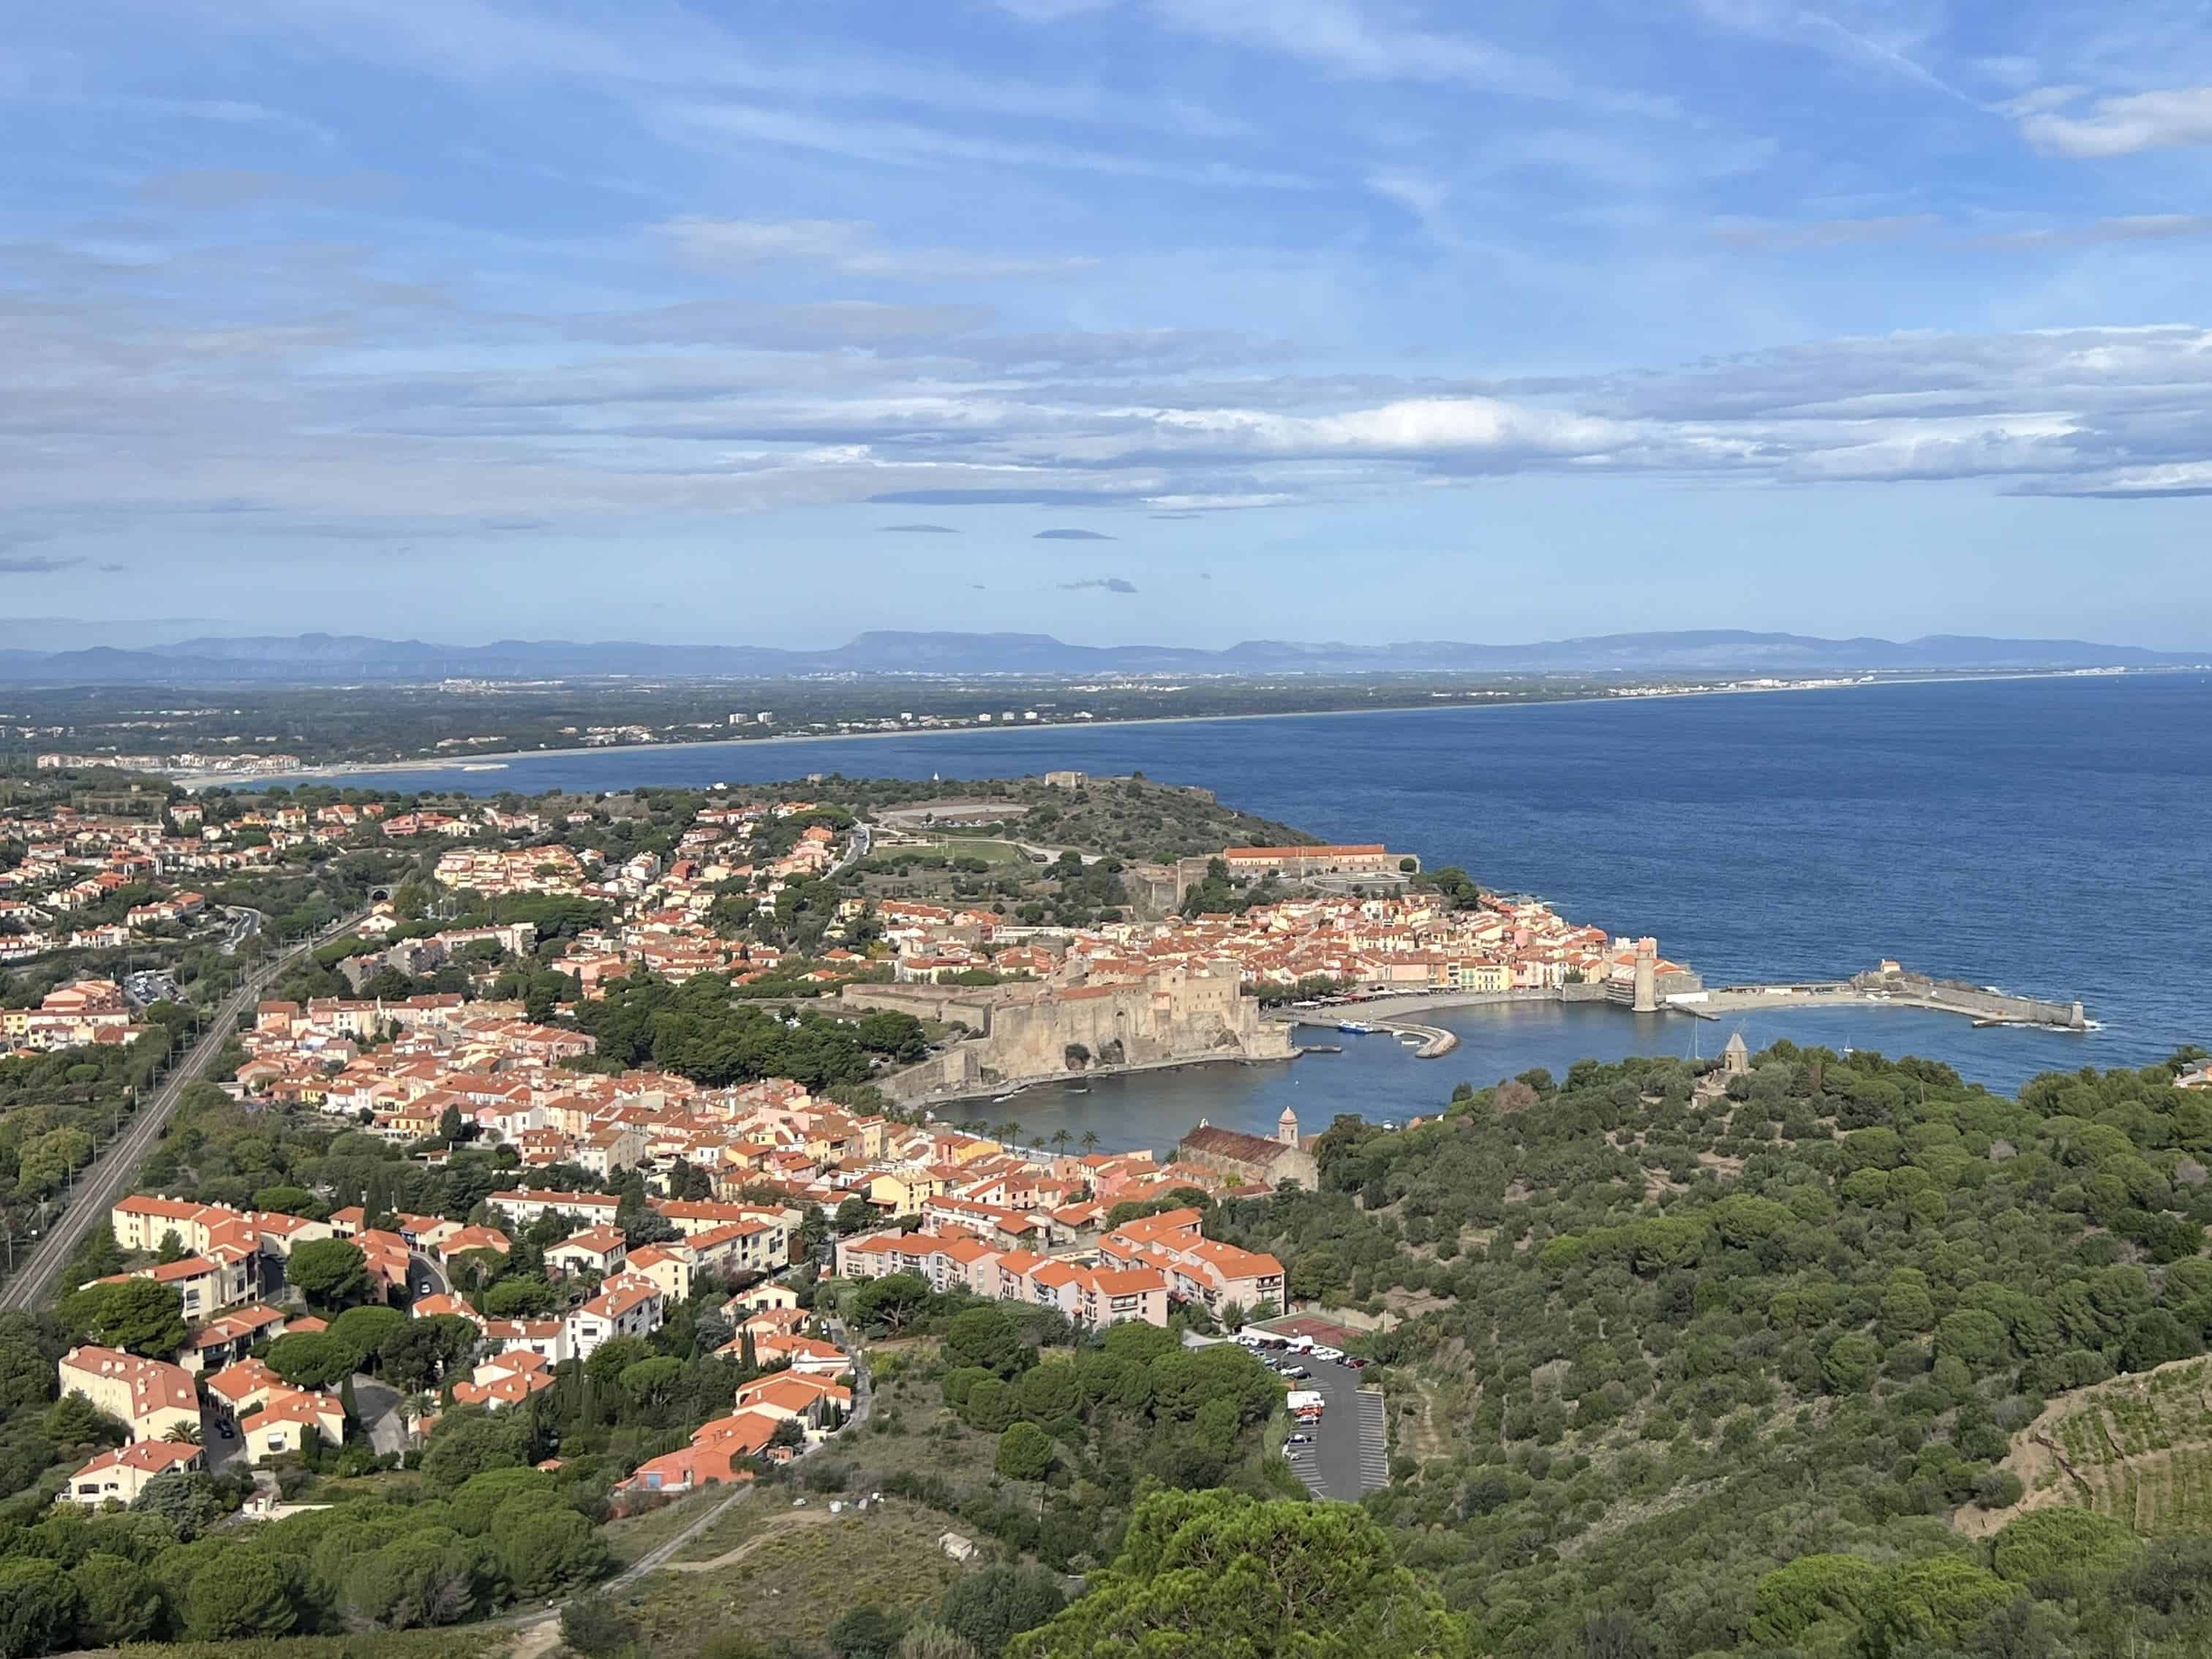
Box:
(1674, 960), (2089, 1030)
(1267, 959), (2088, 1066)
(958, 996), (2125, 1157)
(1285, 1013), (1461, 1058)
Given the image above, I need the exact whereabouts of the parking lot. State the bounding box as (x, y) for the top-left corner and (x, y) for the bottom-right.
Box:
(1241, 1331), (1387, 1502)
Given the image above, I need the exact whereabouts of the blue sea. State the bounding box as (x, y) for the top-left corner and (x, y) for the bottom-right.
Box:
(317, 674), (2212, 1146)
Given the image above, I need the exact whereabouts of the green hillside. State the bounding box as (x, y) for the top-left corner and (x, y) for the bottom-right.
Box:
(1202, 1043), (2212, 1657)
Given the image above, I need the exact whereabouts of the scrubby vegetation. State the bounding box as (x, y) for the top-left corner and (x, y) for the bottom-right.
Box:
(1195, 1044), (2212, 1657)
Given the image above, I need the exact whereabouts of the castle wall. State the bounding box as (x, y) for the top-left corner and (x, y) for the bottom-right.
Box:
(849, 970), (1292, 1099)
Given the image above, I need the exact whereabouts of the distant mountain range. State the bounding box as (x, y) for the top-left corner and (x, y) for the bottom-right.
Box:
(0, 629), (2201, 685)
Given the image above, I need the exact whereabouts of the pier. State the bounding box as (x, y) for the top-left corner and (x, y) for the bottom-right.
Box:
(1268, 960), (2090, 1044)
(1284, 1013), (1459, 1058)
(1680, 963), (2088, 1031)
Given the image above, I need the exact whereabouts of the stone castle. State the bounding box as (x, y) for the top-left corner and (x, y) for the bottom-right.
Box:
(845, 964), (1295, 1101)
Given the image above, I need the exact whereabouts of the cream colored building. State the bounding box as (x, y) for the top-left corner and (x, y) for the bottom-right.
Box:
(59, 1441), (203, 1508)
(57, 1347), (200, 1444)
(242, 1390), (344, 1460)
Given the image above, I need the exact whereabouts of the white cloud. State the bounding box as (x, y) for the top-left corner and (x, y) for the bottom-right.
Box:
(1149, 0), (1673, 114)
(2017, 86), (2212, 157)
(1971, 214), (2212, 249)
(658, 217), (1094, 279)
(1139, 396), (1641, 462)
(1687, 0), (1968, 100)
(1711, 214), (1937, 249)
(1366, 170), (1448, 223)
(1156, 0), (1557, 94)
(658, 102), (1312, 189)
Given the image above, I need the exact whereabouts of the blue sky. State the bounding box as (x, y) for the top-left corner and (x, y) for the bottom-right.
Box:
(6, 0), (2212, 647)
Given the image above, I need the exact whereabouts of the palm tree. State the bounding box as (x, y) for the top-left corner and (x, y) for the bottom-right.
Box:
(1080, 1129), (1101, 1156)
(164, 1421), (202, 1445)
(996, 1121), (1021, 1149)
(1050, 1129), (1072, 1158)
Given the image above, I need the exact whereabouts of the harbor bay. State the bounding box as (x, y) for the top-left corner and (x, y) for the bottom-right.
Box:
(274, 672), (2212, 1108)
(974, 1000), (2140, 1156)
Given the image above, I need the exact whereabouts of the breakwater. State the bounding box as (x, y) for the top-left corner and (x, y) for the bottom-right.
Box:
(1682, 965), (2088, 1030)
(1272, 963), (2090, 1036)
(1282, 1013), (1459, 1057)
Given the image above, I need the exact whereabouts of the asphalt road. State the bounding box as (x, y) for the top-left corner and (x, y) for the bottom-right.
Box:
(406, 1249), (451, 1302)
(0, 911), (366, 1313)
(1276, 1355), (1386, 1502)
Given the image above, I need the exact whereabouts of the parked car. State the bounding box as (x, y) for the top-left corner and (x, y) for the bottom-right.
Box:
(1283, 1366), (1310, 1380)
(1287, 1433), (1314, 1445)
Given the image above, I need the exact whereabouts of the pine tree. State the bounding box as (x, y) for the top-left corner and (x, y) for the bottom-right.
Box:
(740, 1327), (758, 1372)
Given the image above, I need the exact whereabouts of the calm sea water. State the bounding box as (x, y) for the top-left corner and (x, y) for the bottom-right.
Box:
(323, 675), (2212, 1146)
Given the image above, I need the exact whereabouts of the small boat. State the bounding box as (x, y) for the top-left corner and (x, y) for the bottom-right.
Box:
(1337, 1020), (1375, 1034)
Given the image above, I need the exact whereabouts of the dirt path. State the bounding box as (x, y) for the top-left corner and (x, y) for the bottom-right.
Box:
(497, 1505), (842, 1656)
(660, 1505), (837, 1573)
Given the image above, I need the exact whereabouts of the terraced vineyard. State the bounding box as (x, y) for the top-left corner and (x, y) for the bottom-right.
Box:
(1988, 1356), (2212, 1536)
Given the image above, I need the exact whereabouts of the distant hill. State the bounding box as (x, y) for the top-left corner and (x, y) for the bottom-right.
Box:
(0, 628), (2199, 685)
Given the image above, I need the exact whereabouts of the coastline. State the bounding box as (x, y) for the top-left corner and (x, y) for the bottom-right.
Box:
(904, 1048), (1304, 1114)
(905, 974), (2096, 1118)
(181, 666), (2126, 789)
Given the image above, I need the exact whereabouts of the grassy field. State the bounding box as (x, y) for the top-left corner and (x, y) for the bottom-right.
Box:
(926, 837), (1033, 865)
(107, 1636), (497, 1659)
(1971, 1355), (2212, 1538)
(603, 1483), (731, 1565)
(671, 1491), (773, 1562)
(623, 1499), (964, 1655)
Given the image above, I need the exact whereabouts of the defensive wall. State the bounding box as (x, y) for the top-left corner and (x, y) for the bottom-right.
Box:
(846, 967), (1295, 1102)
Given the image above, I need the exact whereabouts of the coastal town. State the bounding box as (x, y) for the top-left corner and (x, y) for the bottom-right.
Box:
(0, 760), (2186, 1655)
(0, 767), (1709, 1537)
(3, 757), (2145, 1658)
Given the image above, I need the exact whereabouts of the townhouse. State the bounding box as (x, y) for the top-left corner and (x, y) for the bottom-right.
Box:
(546, 1224), (629, 1279)
(182, 1304), (290, 1374)
(58, 1441), (204, 1508)
(453, 1350), (558, 1410)
(241, 1389), (346, 1460)
(489, 1187), (623, 1229)
(56, 1347), (200, 1443)
(1099, 1208), (1285, 1314)
(564, 1274), (665, 1362)
(731, 1372), (851, 1439)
